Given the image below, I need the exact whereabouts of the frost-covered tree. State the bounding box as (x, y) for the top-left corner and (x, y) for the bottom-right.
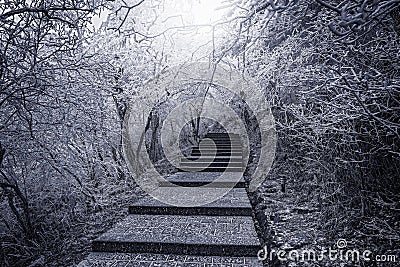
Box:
(0, 1), (147, 265)
(220, 0), (400, 254)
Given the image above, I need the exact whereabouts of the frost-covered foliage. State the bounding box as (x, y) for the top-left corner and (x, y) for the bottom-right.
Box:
(0, 1), (155, 266)
(223, 0), (400, 255)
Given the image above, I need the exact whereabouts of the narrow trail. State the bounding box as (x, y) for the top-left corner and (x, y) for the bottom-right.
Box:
(78, 133), (263, 266)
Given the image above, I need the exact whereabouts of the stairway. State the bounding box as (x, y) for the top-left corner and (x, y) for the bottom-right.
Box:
(77, 133), (262, 266)
(179, 133), (243, 172)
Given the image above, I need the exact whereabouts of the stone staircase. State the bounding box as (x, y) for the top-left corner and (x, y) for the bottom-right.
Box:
(179, 133), (243, 172)
(77, 133), (263, 266)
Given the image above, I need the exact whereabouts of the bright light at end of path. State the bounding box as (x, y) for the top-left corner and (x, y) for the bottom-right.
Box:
(187, 0), (225, 25)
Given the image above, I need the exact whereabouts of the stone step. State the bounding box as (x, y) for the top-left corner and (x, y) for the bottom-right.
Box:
(197, 143), (242, 146)
(191, 152), (243, 156)
(192, 145), (243, 151)
(92, 214), (261, 257)
(192, 147), (242, 152)
(160, 181), (245, 188)
(178, 167), (243, 172)
(203, 139), (241, 142)
(186, 155), (243, 159)
(129, 188), (252, 216)
(182, 157), (243, 162)
(201, 140), (242, 143)
(180, 162), (243, 168)
(202, 140), (241, 144)
(77, 252), (263, 267)
(159, 172), (246, 188)
(202, 140), (241, 143)
(200, 138), (241, 141)
(200, 137), (241, 141)
(205, 133), (240, 137)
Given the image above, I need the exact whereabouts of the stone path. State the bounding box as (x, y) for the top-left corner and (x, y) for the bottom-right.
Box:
(129, 188), (252, 216)
(79, 253), (261, 266)
(77, 133), (262, 266)
(159, 172), (246, 188)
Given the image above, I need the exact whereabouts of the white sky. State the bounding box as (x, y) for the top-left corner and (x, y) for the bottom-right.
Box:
(91, 0), (227, 30)
(90, 0), (231, 63)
